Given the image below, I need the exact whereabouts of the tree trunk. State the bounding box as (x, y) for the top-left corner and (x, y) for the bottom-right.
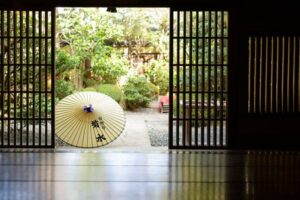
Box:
(83, 58), (92, 87)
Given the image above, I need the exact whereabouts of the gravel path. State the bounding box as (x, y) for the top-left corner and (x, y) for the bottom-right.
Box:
(145, 120), (168, 146)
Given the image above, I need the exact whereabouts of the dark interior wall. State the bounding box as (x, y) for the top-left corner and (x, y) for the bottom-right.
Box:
(0, 0), (234, 8)
(241, 1), (300, 34)
(1, 0), (299, 26)
(235, 1), (300, 149)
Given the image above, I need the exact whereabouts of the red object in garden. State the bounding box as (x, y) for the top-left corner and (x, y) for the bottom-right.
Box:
(158, 95), (170, 113)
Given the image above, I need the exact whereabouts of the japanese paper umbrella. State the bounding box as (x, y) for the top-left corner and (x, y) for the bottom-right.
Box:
(55, 92), (126, 148)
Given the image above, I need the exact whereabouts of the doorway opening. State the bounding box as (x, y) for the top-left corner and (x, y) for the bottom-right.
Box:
(0, 7), (229, 150)
(54, 8), (170, 151)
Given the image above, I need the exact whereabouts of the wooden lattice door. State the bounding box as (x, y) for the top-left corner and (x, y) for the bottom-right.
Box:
(0, 8), (55, 148)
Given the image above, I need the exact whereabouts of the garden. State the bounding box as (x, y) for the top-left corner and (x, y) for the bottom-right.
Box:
(55, 8), (170, 110)
(53, 8), (171, 148)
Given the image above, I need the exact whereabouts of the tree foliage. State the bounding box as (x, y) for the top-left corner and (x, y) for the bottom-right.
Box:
(111, 8), (169, 55)
(143, 60), (169, 95)
(56, 8), (170, 105)
(56, 8), (131, 87)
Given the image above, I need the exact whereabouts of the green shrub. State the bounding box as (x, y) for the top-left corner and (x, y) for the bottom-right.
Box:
(56, 80), (75, 100)
(93, 53), (129, 84)
(96, 84), (122, 103)
(82, 87), (97, 92)
(147, 82), (159, 98)
(143, 60), (169, 95)
(84, 79), (99, 88)
(123, 76), (153, 110)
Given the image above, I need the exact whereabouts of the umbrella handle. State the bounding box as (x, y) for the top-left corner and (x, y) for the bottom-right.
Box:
(84, 104), (94, 112)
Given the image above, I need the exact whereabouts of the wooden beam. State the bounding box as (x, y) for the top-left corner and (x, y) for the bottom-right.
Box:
(1, 0), (235, 8)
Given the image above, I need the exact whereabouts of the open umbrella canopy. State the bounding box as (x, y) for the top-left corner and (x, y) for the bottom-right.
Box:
(55, 92), (126, 148)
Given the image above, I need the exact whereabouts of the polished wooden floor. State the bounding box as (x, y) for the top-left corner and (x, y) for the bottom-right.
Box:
(0, 150), (299, 200)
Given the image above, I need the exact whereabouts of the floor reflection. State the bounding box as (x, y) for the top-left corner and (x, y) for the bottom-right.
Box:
(0, 151), (299, 200)
(167, 151), (300, 200)
(243, 152), (300, 200)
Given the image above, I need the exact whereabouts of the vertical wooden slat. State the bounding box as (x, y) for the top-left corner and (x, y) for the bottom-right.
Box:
(291, 36), (297, 113)
(0, 10), (4, 146)
(45, 10), (48, 146)
(298, 38), (300, 112)
(220, 11), (224, 146)
(176, 11), (181, 146)
(213, 11), (217, 146)
(295, 37), (298, 113)
(13, 10), (17, 146)
(284, 36), (289, 113)
(224, 11), (228, 146)
(295, 37), (300, 112)
(189, 11), (192, 145)
(251, 37), (256, 113)
(195, 11), (199, 147)
(287, 37), (290, 113)
(38, 11), (42, 146)
(270, 37), (274, 113)
(275, 37), (280, 113)
(296, 37), (300, 112)
(259, 36), (263, 113)
(20, 11), (23, 146)
(253, 37), (258, 113)
(288, 36), (294, 113)
(261, 37), (266, 113)
(287, 37), (291, 113)
(182, 11), (186, 146)
(207, 11), (211, 146)
(248, 37), (252, 113)
(169, 9), (174, 148)
(26, 10), (30, 146)
(32, 11), (36, 146)
(7, 10), (11, 146)
(265, 37), (269, 113)
(256, 37), (261, 113)
(292, 37), (296, 112)
(281, 37), (285, 113)
(201, 11), (205, 146)
(51, 9), (55, 147)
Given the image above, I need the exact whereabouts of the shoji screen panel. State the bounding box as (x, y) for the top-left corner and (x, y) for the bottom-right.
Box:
(170, 9), (229, 148)
(0, 9), (55, 148)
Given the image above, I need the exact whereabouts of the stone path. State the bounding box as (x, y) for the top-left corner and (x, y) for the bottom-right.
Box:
(106, 101), (168, 149)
